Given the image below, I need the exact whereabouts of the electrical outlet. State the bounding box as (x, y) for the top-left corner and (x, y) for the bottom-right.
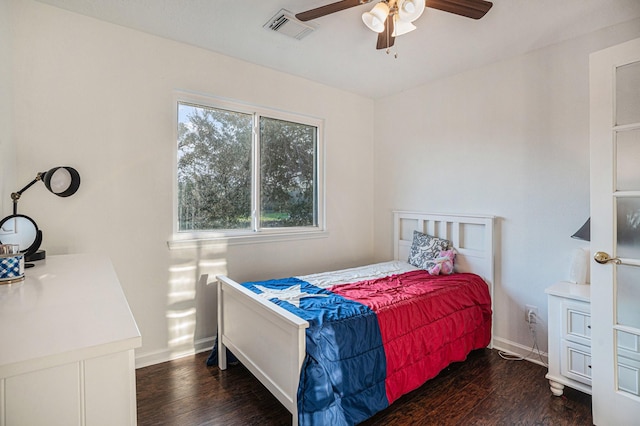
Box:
(525, 304), (539, 324)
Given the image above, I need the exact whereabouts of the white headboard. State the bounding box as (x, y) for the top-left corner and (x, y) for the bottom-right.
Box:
(393, 211), (495, 346)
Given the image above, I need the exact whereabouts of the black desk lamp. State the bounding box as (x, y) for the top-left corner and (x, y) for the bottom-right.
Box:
(0, 166), (81, 263)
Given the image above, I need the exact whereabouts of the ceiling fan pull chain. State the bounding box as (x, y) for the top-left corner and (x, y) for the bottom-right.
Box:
(385, 12), (398, 58)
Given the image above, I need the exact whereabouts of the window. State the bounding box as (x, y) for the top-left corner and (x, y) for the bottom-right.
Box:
(173, 94), (324, 244)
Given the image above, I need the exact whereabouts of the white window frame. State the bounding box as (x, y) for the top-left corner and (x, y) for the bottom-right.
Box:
(169, 91), (326, 249)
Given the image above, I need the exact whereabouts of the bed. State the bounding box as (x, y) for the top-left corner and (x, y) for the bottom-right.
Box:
(216, 211), (495, 425)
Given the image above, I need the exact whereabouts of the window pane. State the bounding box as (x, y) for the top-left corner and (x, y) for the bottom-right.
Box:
(616, 196), (640, 259)
(616, 62), (640, 126)
(260, 117), (317, 228)
(616, 265), (640, 329)
(177, 103), (252, 231)
(616, 197), (640, 329)
(616, 128), (640, 191)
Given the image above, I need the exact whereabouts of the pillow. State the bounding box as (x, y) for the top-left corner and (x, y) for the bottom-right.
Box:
(425, 249), (456, 275)
(407, 231), (452, 269)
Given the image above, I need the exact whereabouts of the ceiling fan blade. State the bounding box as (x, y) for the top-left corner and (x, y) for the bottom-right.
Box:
(296, 0), (373, 22)
(376, 15), (395, 50)
(425, 0), (493, 20)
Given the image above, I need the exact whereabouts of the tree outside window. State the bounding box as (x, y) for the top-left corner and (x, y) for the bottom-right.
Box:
(177, 100), (320, 235)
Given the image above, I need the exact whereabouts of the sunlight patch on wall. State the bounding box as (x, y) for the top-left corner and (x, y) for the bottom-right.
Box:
(167, 307), (197, 346)
(165, 244), (230, 361)
(167, 261), (197, 353)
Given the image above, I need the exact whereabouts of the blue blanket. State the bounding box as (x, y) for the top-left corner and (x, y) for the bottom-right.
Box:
(243, 277), (388, 425)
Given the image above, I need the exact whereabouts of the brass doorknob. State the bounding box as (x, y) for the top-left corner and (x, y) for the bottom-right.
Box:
(594, 251), (621, 265)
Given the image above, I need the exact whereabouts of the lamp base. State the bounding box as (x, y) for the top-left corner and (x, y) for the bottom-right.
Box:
(568, 248), (588, 285)
(25, 249), (46, 262)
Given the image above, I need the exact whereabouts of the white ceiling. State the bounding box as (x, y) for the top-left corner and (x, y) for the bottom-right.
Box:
(35, 0), (640, 99)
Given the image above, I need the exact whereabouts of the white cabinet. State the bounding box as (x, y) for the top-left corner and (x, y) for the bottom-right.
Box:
(545, 281), (592, 396)
(0, 254), (141, 425)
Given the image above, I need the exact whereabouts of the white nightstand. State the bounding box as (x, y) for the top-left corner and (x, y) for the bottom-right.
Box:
(545, 281), (592, 396)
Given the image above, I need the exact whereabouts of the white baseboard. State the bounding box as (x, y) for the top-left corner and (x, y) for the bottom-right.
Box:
(492, 336), (548, 367)
(135, 336), (215, 369)
(134, 335), (547, 370)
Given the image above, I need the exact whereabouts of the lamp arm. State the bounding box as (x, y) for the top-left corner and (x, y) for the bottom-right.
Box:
(10, 172), (46, 215)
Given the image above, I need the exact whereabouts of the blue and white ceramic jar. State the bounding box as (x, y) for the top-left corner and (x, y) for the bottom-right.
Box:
(0, 244), (25, 284)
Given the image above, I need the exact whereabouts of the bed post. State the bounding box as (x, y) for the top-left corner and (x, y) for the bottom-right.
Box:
(216, 274), (309, 425)
(217, 279), (227, 370)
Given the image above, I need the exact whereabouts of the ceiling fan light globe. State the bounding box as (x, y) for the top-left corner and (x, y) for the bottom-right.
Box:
(402, 2), (415, 14)
(362, 13), (384, 32)
(362, 2), (389, 33)
(397, 0), (425, 22)
(392, 18), (416, 36)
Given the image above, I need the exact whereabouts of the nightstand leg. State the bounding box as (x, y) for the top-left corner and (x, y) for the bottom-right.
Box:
(549, 380), (565, 396)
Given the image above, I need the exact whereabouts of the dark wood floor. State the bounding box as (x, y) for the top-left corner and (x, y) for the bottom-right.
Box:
(136, 348), (592, 425)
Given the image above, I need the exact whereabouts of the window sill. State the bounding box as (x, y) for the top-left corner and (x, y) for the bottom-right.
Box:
(167, 229), (329, 250)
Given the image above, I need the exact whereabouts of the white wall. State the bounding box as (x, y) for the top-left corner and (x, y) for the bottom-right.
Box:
(10, 0), (640, 368)
(0, 0), (15, 213)
(9, 0), (375, 366)
(373, 18), (640, 358)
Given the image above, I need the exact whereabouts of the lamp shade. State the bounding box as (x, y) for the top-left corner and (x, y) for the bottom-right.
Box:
(392, 16), (416, 36)
(397, 0), (426, 22)
(571, 218), (590, 241)
(43, 166), (81, 197)
(362, 2), (390, 33)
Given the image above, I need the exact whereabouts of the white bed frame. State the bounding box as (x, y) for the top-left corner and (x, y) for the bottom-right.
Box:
(216, 211), (495, 425)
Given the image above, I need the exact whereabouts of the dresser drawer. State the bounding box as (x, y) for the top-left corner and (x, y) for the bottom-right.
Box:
(562, 301), (591, 346)
(561, 340), (592, 386)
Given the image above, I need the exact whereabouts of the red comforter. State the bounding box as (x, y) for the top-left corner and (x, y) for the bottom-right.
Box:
(330, 270), (492, 403)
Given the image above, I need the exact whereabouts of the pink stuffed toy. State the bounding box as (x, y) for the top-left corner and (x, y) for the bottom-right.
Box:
(426, 250), (456, 275)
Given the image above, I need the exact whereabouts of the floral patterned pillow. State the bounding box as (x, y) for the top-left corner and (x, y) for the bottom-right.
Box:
(407, 231), (452, 270)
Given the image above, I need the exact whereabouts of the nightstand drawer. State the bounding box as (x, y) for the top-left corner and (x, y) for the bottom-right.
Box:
(562, 301), (591, 346)
(546, 281), (591, 396)
(561, 340), (592, 386)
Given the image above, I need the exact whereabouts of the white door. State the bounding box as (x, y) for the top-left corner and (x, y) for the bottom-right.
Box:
(590, 37), (640, 424)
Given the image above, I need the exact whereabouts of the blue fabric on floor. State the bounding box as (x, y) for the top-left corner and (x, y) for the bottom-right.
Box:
(206, 335), (239, 366)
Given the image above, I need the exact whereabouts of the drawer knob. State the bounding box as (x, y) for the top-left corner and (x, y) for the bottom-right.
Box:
(588, 365), (592, 369)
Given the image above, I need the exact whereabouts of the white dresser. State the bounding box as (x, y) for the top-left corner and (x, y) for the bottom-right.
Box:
(0, 254), (141, 426)
(545, 281), (592, 396)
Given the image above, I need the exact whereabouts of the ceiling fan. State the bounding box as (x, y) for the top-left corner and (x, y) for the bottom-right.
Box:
(295, 0), (493, 50)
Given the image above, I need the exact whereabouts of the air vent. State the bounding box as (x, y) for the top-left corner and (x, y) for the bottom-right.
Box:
(264, 9), (314, 40)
